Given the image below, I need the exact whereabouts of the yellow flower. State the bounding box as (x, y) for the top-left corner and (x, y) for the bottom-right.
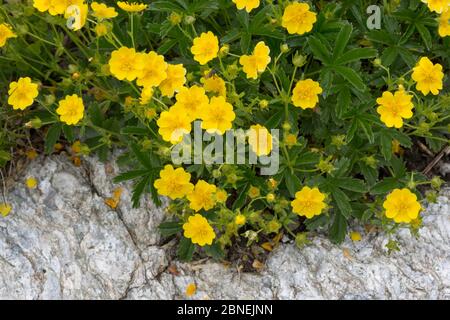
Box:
(183, 214), (216, 246)
(95, 23), (109, 37)
(65, 1), (88, 31)
(291, 186), (326, 219)
(56, 94), (85, 125)
(117, 1), (148, 12)
(154, 164), (194, 200)
(91, 2), (118, 19)
(240, 56), (260, 80)
(191, 31), (219, 65)
(350, 231), (362, 242)
(376, 90), (414, 128)
(248, 186), (260, 198)
(8, 77), (39, 110)
(412, 57), (444, 96)
(136, 51), (168, 88)
(215, 189), (228, 203)
(157, 106), (192, 144)
(235, 214), (246, 225)
(383, 188), (422, 223)
(439, 10), (450, 37)
(201, 74), (227, 97)
(108, 47), (144, 81)
(421, 0), (450, 13)
(0, 203), (12, 217)
(248, 124), (273, 156)
(285, 134), (297, 148)
(232, 0), (260, 12)
(26, 177), (38, 189)
(26, 149), (39, 160)
(201, 96), (235, 134)
(292, 79), (322, 109)
(159, 64), (187, 98)
(33, 0), (66, 15)
(282, 2), (317, 35)
(185, 283), (197, 297)
(139, 86), (153, 105)
(0, 23), (16, 48)
(187, 180), (217, 212)
(174, 86), (209, 121)
(239, 41), (271, 79)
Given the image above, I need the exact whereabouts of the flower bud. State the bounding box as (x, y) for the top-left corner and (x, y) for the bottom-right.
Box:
(212, 169), (221, 178)
(219, 44), (230, 57)
(292, 52), (307, 67)
(25, 118), (43, 129)
(373, 58), (382, 66)
(259, 99), (269, 109)
(266, 193), (275, 202)
(184, 15), (196, 25)
(169, 12), (182, 25)
(282, 122), (291, 131)
(44, 94), (56, 105)
(280, 43), (289, 53)
(431, 176), (444, 190)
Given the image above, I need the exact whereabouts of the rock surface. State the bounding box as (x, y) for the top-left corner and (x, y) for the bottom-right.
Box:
(0, 155), (449, 300)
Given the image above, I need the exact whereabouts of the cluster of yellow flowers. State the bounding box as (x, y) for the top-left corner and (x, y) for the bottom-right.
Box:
(154, 165), (231, 245)
(1, 0), (445, 246)
(376, 57), (444, 129)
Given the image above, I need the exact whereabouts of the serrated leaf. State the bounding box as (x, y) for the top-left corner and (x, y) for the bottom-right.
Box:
(308, 36), (332, 64)
(45, 123), (62, 154)
(114, 170), (149, 183)
(333, 66), (366, 91)
(159, 221), (182, 237)
(329, 212), (347, 244)
(284, 170), (301, 198)
(370, 178), (400, 195)
(333, 23), (353, 60)
(335, 48), (377, 65)
(332, 188), (352, 219)
(177, 237), (195, 262)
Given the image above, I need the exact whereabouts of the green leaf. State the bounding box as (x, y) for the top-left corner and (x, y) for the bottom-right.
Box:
(358, 118), (375, 143)
(131, 175), (151, 208)
(333, 66), (366, 91)
(415, 23), (432, 50)
(335, 48), (377, 65)
(336, 87), (350, 118)
(284, 170), (301, 198)
(380, 132), (393, 161)
(308, 36), (332, 64)
(204, 243), (225, 260)
(332, 188), (352, 219)
(121, 126), (151, 136)
(130, 142), (153, 169)
(114, 170), (149, 183)
(329, 212), (347, 244)
(45, 123), (62, 154)
(370, 178), (400, 195)
(232, 183), (249, 210)
(333, 23), (353, 60)
(158, 221), (182, 237)
(177, 237), (195, 262)
(62, 125), (75, 143)
(334, 178), (366, 193)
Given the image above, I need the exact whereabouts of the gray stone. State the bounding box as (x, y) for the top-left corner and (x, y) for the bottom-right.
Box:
(0, 155), (449, 299)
